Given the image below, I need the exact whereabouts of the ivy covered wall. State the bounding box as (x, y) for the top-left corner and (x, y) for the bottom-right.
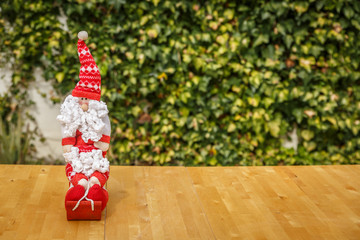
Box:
(1, 0), (360, 165)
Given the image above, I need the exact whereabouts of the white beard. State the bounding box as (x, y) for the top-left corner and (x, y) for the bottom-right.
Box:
(57, 95), (109, 143)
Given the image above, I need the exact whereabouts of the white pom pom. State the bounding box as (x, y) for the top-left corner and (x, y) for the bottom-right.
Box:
(78, 31), (88, 40)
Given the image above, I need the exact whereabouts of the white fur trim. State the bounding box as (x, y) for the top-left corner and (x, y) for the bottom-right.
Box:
(63, 147), (110, 177)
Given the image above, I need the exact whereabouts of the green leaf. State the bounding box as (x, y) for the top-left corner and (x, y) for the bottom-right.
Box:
(263, 98), (274, 109)
(193, 57), (205, 71)
(253, 34), (269, 47)
(344, 6), (354, 19)
(301, 130), (314, 141)
(292, 109), (303, 123)
(180, 107), (190, 117)
(351, 19), (360, 30)
(100, 63), (108, 76)
(310, 45), (324, 58)
(284, 35), (293, 49)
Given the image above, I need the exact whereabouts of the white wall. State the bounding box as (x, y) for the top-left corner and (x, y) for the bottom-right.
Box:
(29, 68), (63, 161)
(0, 63), (12, 95)
(0, 66), (63, 162)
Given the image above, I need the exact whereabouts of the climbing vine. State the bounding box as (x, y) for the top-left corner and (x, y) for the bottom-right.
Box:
(1, 0), (360, 165)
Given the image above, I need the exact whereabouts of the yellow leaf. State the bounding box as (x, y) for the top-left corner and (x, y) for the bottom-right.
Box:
(268, 121), (280, 137)
(304, 110), (316, 118)
(192, 76), (200, 85)
(248, 97), (259, 107)
(147, 29), (158, 38)
(232, 85), (241, 93)
(228, 122), (237, 133)
(152, 0), (160, 6)
(125, 52), (134, 60)
(209, 157), (218, 166)
(167, 96), (175, 105)
(325, 117), (337, 126)
(23, 26), (32, 34)
(53, 31), (61, 39)
(234, 115), (242, 121)
(304, 141), (316, 151)
(209, 148), (217, 156)
(264, 71), (272, 79)
(140, 16), (149, 26)
(301, 130), (314, 141)
(224, 9), (234, 20)
(131, 106), (142, 117)
(250, 140), (258, 147)
(55, 72), (65, 83)
(138, 53), (145, 64)
(157, 72), (168, 80)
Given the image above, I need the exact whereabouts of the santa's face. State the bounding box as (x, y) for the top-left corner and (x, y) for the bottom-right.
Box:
(79, 97), (90, 111)
(57, 95), (109, 142)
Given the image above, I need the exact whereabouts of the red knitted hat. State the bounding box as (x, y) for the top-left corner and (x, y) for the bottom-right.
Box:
(72, 31), (101, 101)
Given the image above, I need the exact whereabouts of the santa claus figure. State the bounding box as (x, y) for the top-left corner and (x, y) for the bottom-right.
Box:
(57, 31), (110, 211)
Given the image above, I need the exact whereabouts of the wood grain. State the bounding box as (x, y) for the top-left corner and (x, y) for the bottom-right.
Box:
(0, 165), (104, 240)
(105, 166), (214, 240)
(187, 165), (360, 240)
(1, 165), (359, 239)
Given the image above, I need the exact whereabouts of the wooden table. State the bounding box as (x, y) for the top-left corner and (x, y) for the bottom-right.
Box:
(0, 165), (359, 240)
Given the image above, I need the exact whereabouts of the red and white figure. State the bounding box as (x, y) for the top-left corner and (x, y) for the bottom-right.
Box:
(57, 31), (110, 211)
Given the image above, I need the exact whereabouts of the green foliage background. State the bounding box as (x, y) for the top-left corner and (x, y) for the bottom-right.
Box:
(1, 0), (360, 165)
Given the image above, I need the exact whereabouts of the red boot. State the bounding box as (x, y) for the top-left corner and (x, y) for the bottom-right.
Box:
(65, 185), (85, 202)
(87, 184), (108, 210)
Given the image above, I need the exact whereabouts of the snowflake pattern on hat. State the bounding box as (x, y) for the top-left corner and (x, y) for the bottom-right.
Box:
(72, 33), (102, 101)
